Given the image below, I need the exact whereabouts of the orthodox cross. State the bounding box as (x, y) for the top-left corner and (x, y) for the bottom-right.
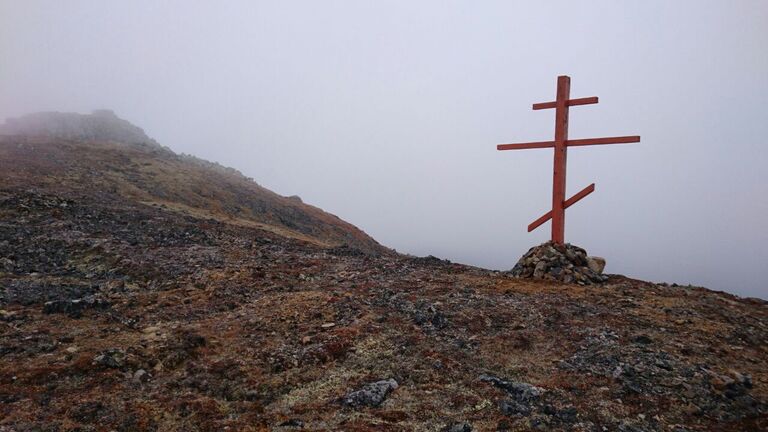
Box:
(498, 75), (639, 245)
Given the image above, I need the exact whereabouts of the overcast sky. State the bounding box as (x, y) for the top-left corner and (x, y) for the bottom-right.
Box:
(1, 1), (766, 298)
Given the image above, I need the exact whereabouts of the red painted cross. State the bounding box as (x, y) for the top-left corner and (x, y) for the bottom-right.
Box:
(497, 75), (640, 245)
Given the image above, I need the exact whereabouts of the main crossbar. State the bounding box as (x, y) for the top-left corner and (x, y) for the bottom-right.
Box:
(497, 135), (640, 151)
(527, 183), (596, 232)
(497, 140), (555, 151)
(567, 135), (640, 147)
(532, 96), (598, 110)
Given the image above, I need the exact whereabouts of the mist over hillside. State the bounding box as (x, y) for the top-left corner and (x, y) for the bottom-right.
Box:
(1, 110), (161, 147)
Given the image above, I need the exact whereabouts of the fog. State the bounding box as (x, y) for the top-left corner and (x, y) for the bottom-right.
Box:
(1, 1), (766, 298)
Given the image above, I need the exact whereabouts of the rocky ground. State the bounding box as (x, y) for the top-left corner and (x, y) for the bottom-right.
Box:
(0, 121), (766, 431)
(0, 187), (766, 431)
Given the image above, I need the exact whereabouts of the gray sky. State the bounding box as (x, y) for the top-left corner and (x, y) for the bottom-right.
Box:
(1, 1), (767, 298)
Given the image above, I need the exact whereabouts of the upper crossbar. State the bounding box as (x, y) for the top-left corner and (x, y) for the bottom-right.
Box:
(532, 96), (598, 110)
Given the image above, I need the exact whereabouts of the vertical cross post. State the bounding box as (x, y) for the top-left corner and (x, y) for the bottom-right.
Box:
(496, 75), (640, 245)
(551, 76), (570, 244)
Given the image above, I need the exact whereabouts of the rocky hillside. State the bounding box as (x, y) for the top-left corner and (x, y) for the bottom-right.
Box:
(0, 111), (385, 254)
(0, 113), (766, 431)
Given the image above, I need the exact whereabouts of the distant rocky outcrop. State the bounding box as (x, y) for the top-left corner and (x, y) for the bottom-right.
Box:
(0, 110), (162, 148)
(0, 111), (387, 254)
(510, 241), (608, 284)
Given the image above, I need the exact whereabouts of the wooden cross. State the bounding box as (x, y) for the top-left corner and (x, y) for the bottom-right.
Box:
(497, 75), (640, 245)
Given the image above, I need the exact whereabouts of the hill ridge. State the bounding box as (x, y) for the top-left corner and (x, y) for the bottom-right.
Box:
(0, 110), (386, 254)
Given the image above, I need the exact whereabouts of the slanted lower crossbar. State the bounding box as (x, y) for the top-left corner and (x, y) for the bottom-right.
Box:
(527, 183), (595, 232)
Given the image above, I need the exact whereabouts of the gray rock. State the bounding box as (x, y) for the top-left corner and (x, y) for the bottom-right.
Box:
(132, 369), (149, 383)
(443, 422), (472, 432)
(43, 295), (110, 318)
(93, 349), (126, 369)
(499, 399), (533, 416)
(480, 375), (542, 402)
(342, 378), (398, 408)
(480, 374), (545, 418)
(587, 256), (606, 274)
(632, 334), (653, 345)
(0, 309), (19, 322)
(0, 257), (13, 271)
(279, 419), (304, 428)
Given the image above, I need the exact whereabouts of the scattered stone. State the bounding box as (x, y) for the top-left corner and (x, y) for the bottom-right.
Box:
(43, 295), (110, 318)
(542, 404), (578, 423)
(480, 375), (543, 418)
(559, 328), (766, 422)
(321, 322), (336, 329)
(0, 257), (14, 271)
(68, 401), (105, 423)
(499, 399), (533, 416)
(327, 245), (367, 257)
(141, 326), (164, 342)
(442, 422), (472, 432)
(411, 255), (452, 266)
(342, 379), (398, 408)
(479, 375), (543, 401)
(278, 419), (304, 427)
(0, 278), (97, 306)
(142, 326), (161, 334)
(181, 332), (206, 349)
(0, 309), (19, 322)
(93, 349), (126, 369)
(412, 303), (448, 329)
(132, 369), (149, 383)
(632, 334), (653, 345)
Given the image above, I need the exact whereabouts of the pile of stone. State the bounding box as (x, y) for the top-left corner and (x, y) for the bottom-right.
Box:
(510, 242), (608, 284)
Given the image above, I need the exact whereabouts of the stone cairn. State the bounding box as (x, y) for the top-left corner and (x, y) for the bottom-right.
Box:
(510, 242), (608, 284)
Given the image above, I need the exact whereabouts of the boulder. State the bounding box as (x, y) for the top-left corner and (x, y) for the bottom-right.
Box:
(587, 256), (606, 274)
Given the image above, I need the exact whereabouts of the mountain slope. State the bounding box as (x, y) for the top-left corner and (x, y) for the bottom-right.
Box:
(0, 113), (766, 431)
(0, 111), (385, 254)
